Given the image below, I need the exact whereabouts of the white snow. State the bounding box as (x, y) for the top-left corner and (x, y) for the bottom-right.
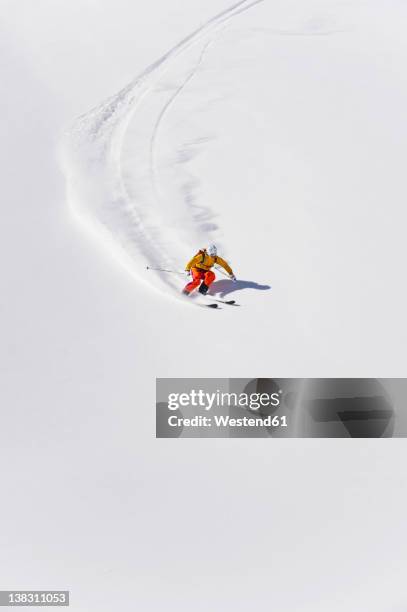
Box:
(1, 1), (407, 611)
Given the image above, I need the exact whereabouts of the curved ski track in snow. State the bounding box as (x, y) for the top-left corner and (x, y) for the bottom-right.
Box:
(149, 39), (215, 213)
(61, 0), (264, 302)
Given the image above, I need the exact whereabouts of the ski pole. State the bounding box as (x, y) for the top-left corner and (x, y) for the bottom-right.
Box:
(146, 266), (184, 275)
(214, 265), (230, 278)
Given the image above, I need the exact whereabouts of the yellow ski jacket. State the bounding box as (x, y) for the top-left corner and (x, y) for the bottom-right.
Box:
(185, 250), (234, 276)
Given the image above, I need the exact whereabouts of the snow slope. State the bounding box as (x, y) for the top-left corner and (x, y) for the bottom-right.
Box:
(1, 1), (407, 611)
(61, 0), (407, 367)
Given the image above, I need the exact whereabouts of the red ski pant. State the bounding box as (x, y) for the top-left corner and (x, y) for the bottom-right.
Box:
(184, 267), (215, 293)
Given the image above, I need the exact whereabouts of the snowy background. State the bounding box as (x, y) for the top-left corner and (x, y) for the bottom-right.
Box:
(1, 0), (407, 610)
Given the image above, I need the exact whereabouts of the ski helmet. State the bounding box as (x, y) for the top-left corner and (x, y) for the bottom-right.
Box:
(208, 244), (217, 257)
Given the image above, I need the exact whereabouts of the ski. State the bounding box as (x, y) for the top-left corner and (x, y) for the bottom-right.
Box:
(195, 301), (220, 309)
(193, 294), (238, 307)
(182, 294), (220, 309)
(205, 296), (239, 306)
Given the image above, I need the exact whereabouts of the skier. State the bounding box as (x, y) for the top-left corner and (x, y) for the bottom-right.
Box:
(182, 244), (236, 296)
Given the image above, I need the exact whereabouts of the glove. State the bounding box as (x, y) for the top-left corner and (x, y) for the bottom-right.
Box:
(230, 274), (237, 282)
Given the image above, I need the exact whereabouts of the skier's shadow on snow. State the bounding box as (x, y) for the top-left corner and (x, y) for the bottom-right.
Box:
(210, 279), (271, 298)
